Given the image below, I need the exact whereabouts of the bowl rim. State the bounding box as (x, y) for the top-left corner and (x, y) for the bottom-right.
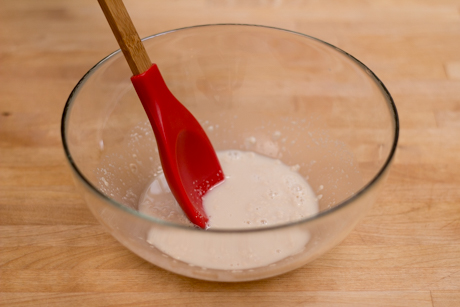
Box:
(61, 23), (399, 233)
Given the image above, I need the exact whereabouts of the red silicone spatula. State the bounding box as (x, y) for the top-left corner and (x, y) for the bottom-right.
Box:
(98, 0), (224, 229)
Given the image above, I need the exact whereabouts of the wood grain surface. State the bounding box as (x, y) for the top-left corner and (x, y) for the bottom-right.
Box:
(1, 0), (460, 306)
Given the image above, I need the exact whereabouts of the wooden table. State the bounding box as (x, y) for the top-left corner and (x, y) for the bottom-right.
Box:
(1, 0), (460, 306)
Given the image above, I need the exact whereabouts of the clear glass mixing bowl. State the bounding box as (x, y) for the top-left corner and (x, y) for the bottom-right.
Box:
(61, 24), (398, 281)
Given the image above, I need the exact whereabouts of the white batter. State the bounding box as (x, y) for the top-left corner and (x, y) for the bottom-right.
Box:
(204, 150), (318, 229)
(138, 150), (318, 270)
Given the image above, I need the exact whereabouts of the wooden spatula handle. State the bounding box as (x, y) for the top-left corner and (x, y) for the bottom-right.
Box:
(98, 0), (152, 75)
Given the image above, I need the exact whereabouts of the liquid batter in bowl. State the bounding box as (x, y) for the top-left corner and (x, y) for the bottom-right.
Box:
(204, 150), (318, 229)
(138, 150), (319, 270)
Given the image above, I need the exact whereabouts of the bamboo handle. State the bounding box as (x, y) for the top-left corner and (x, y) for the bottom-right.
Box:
(98, 0), (152, 75)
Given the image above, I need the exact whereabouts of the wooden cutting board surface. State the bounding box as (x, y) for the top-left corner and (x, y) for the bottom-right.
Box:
(1, 0), (460, 306)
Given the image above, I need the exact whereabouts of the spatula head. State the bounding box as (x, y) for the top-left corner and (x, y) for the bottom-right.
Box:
(131, 64), (224, 228)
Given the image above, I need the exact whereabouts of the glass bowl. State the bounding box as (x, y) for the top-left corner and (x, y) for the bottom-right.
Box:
(61, 24), (398, 282)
